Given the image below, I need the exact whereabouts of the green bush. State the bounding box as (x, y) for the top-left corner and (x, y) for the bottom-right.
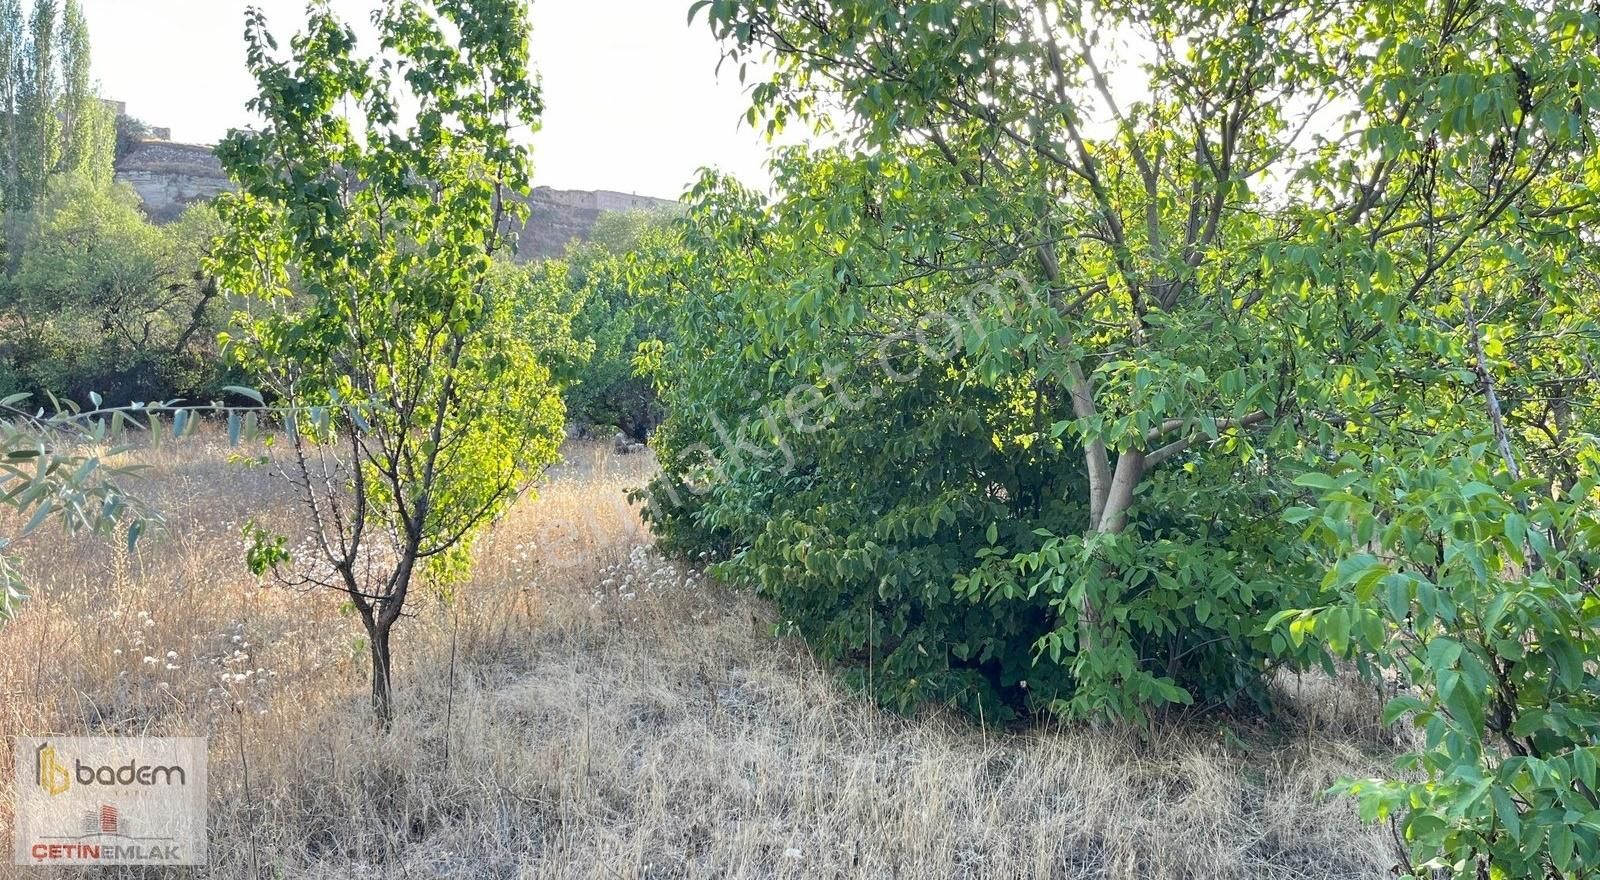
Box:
(0, 176), (229, 403)
(653, 0), (1597, 750)
(1285, 441), (1600, 878)
(642, 161), (1327, 722)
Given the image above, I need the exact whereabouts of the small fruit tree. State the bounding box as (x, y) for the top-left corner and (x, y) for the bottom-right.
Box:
(211, 0), (565, 724)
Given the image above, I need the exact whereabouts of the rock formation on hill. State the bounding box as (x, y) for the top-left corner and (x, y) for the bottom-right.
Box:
(114, 140), (233, 224)
(112, 135), (678, 260)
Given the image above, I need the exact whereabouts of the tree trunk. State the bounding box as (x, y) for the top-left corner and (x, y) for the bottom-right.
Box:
(369, 620), (394, 728)
(1097, 450), (1146, 535)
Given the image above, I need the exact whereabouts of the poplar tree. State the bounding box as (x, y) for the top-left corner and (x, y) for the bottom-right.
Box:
(0, 0), (113, 263)
(56, 0), (105, 182)
(0, 0), (24, 230)
(16, 0), (58, 212)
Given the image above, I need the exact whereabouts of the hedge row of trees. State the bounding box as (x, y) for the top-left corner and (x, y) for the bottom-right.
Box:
(637, 0), (1600, 875)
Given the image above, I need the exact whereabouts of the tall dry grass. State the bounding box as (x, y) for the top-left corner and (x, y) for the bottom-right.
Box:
(1, 438), (1407, 878)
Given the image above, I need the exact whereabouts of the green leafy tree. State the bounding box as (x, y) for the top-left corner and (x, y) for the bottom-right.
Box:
(0, 0), (22, 224)
(55, 0), (112, 185)
(212, 0), (565, 723)
(483, 259), (590, 379)
(644, 0), (1600, 729)
(0, 0), (189, 403)
(1, 174), (227, 403)
(16, 0), (58, 214)
(543, 209), (681, 437)
(1277, 257), (1600, 873)
(0, 0), (114, 257)
(1288, 443), (1600, 878)
(586, 206), (680, 255)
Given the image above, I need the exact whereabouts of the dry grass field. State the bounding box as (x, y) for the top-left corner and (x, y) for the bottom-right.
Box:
(1, 437), (1410, 879)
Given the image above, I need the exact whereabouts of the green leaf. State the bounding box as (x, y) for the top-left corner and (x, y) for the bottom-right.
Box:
(1293, 472), (1338, 491)
(1550, 823), (1574, 872)
(1491, 786), (1521, 840)
(1502, 512), (1526, 549)
(222, 385), (265, 405)
(1382, 695), (1428, 725)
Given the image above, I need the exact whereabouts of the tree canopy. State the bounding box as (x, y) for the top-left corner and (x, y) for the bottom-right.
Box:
(645, 1), (1599, 870)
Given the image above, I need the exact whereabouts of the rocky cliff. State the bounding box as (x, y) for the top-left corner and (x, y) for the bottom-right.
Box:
(115, 141), (232, 224)
(508, 187), (681, 258)
(113, 139), (678, 260)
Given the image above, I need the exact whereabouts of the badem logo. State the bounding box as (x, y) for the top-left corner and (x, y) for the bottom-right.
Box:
(33, 741), (189, 797)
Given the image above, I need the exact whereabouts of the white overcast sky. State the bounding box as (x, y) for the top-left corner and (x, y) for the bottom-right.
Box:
(79, 0), (774, 199)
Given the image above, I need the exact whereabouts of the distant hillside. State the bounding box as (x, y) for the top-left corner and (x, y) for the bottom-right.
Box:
(112, 138), (679, 260)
